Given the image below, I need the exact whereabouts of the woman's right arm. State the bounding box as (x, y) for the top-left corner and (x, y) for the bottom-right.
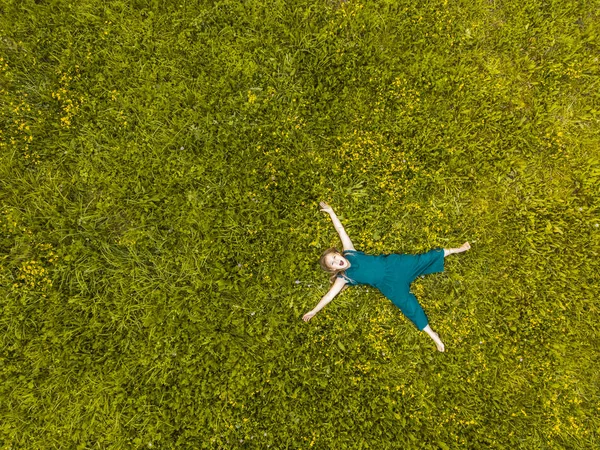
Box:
(303, 277), (347, 322)
(319, 201), (355, 252)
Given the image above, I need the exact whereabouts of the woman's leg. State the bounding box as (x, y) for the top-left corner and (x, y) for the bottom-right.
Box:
(390, 291), (430, 334)
(423, 325), (445, 352)
(444, 241), (470, 257)
(388, 290), (444, 352)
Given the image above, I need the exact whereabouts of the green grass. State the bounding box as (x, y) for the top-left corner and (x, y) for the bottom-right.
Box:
(1, 0), (599, 448)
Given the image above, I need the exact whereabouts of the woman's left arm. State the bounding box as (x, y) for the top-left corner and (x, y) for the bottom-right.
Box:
(320, 202), (355, 251)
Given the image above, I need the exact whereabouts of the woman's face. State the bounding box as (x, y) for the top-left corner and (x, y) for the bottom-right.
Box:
(326, 252), (348, 270)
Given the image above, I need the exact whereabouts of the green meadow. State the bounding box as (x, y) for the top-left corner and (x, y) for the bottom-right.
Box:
(1, 0), (599, 448)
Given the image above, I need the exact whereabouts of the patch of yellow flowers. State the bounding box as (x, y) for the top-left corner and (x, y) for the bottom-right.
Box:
(51, 67), (84, 129)
(14, 258), (53, 295)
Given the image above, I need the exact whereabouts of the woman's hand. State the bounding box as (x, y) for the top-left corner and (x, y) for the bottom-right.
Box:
(319, 201), (333, 214)
(302, 311), (316, 322)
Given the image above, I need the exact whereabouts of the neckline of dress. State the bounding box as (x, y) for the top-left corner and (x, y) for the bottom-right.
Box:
(343, 250), (359, 270)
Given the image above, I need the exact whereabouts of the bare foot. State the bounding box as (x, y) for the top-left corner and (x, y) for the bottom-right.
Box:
(423, 325), (446, 352)
(433, 332), (445, 352)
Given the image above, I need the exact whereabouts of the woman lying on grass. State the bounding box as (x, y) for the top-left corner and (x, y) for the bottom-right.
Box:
(303, 201), (470, 352)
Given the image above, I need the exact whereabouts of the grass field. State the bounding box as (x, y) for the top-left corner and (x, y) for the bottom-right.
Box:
(1, 0), (599, 448)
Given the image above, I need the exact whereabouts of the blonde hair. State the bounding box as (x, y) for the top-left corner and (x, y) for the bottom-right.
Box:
(319, 247), (350, 293)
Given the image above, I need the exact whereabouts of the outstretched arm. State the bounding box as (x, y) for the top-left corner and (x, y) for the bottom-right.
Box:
(303, 277), (347, 321)
(319, 201), (355, 252)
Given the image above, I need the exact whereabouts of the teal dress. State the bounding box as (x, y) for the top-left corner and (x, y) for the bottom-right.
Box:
(337, 249), (445, 330)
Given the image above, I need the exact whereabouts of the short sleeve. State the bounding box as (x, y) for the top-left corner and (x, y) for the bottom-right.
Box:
(337, 273), (357, 286)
